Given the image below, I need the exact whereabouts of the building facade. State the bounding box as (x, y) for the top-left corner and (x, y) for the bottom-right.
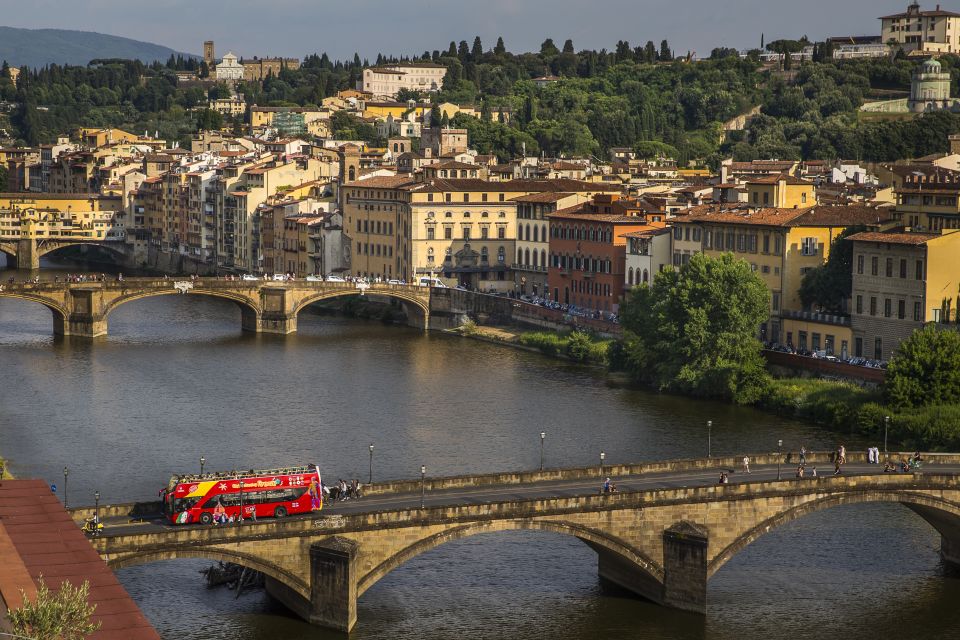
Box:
(881, 3), (960, 54)
(360, 64), (447, 99)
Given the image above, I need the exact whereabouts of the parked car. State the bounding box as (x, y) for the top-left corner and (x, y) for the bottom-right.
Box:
(417, 277), (446, 288)
(241, 274), (259, 281)
(325, 275), (346, 282)
(305, 275), (322, 282)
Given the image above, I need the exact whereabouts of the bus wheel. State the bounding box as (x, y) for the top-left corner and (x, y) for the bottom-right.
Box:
(199, 512), (212, 525)
(274, 506), (287, 518)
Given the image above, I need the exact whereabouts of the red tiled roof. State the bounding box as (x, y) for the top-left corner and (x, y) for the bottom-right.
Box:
(0, 480), (160, 640)
(847, 231), (940, 245)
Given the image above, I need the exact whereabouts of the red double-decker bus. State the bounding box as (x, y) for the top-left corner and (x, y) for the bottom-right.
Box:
(162, 465), (323, 525)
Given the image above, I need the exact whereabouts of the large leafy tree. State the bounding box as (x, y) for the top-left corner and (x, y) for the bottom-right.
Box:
(798, 225), (866, 314)
(886, 325), (960, 409)
(621, 252), (771, 403)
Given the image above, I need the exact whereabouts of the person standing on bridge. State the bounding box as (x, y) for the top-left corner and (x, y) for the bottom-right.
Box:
(742, 455), (751, 474)
(799, 445), (807, 465)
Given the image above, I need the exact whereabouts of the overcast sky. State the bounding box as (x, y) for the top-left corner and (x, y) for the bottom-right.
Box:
(0, 0), (923, 61)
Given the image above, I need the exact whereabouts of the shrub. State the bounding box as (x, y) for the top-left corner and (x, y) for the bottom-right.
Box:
(519, 331), (566, 357)
(566, 331), (593, 362)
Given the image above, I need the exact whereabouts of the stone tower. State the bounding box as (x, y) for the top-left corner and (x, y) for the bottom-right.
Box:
(203, 41), (215, 68)
(909, 58), (952, 113)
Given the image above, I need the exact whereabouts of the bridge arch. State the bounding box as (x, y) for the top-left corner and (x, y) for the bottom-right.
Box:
(0, 290), (70, 333)
(108, 546), (309, 601)
(291, 288), (430, 328)
(357, 518), (663, 598)
(102, 287), (262, 332)
(708, 490), (960, 579)
(36, 241), (128, 262)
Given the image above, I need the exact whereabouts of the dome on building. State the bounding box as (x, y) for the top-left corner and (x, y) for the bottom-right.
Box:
(921, 58), (943, 74)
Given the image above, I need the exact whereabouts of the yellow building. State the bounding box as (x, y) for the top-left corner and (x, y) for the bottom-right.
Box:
(850, 229), (960, 360)
(672, 204), (894, 345)
(0, 194), (126, 246)
(891, 170), (960, 230)
(362, 102), (429, 120)
(746, 175), (816, 209)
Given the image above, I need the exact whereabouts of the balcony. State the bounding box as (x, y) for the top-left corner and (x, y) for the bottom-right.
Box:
(779, 309), (851, 327)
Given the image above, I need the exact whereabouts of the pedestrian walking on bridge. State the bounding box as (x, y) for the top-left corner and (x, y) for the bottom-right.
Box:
(742, 455), (751, 474)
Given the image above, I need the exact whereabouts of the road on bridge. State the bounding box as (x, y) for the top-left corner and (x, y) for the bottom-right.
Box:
(96, 461), (960, 537)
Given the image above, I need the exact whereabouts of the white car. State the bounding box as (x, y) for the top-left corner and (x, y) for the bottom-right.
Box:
(241, 274), (258, 281)
(325, 275), (346, 282)
(305, 275), (322, 282)
(387, 279), (403, 285)
(272, 274), (287, 281)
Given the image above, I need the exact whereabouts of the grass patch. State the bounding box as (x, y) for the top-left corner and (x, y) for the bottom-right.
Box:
(518, 330), (612, 366)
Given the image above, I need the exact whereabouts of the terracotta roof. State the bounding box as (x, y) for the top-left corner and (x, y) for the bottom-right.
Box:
(510, 192), (576, 203)
(678, 204), (893, 228)
(620, 227), (672, 238)
(847, 231), (940, 245)
(796, 204), (895, 226)
(343, 176), (416, 189)
(880, 8), (960, 19)
(548, 210), (653, 223)
(0, 480), (161, 640)
(408, 178), (619, 194)
(746, 174), (812, 186)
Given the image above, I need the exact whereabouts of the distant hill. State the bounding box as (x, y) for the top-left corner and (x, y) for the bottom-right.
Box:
(0, 26), (196, 68)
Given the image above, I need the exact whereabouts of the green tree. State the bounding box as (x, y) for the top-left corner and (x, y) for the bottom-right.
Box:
(620, 253), (771, 403)
(0, 165), (7, 192)
(659, 40), (673, 62)
(7, 577), (100, 640)
(798, 225), (866, 313)
(886, 325), (960, 409)
(195, 108), (223, 132)
(494, 37), (506, 56)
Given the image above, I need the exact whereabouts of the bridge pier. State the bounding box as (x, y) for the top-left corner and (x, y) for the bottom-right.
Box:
(16, 238), (39, 270)
(309, 537), (360, 633)
(661, 521), (709, 614)
(258, 312), (298, 335)
(592, 545), (664, 604)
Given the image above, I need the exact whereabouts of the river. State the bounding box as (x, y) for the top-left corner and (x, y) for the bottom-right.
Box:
(1, 258), (958, 640)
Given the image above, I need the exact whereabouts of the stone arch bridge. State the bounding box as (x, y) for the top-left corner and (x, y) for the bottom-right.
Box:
(0, 237), (132, 271)
(0, 278), (432, 337)
(86, 468), (960, 632)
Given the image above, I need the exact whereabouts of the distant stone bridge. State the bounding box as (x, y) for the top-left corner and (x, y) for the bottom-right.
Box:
(0, 278), (432, 337)
(0, 237), (131, 270)
(83, 462), (960, 632)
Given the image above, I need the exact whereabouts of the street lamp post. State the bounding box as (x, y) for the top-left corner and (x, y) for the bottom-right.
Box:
(63, 467), (69, 509)
(94, 490), (100, 528)
(600, 451), (606, 478)
(369, 444), (374, 485)
(420, 465), (426, 509)
(539, 432), (546, 471)
(777, 439), (783, 480)
(200, 456), (205, 475)
(707, 420), (712, 458)
(884, 416), (890, 454)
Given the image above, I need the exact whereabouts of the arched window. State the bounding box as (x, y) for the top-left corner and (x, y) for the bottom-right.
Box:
(541, 249), (546, 267)
(524, 248), (530, 266)
(628, 268), (634, 285)
(393, 143), (399, 152)
(533, 250), (539, 267)
(518, 248), (524, 264)
(533, 225), (539, 243)
(643, 269), (649, 283)
(348, 166), (356, 181)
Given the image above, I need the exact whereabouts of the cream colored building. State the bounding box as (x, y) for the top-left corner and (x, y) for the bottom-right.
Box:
(881, 3), (960, 54)
(360, 64), (447, 99)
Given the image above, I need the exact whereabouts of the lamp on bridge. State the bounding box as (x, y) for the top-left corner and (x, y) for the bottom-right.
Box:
(63, 466), (69, 509)
(420, 465), (426, 509)
(239, 479), (244, 523)
(540, 432), (546, 471)
(200, 455), (206, 476)
(707, 420), (712, 458)
(94, 490), (100, 526)
(777, 439), (783, 480)
(600, 451), (606, 478)
(884, 416), (890, 454)
(369, 444), (374, 485)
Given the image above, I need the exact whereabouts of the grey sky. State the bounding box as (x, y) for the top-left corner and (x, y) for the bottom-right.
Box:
(0, 0), (922, 61)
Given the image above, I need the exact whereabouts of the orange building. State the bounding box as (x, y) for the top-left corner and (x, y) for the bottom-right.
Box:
(548, 209), (661, 313)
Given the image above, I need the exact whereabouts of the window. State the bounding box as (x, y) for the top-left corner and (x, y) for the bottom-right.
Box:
(871, 256), (878, 276)
(674, 226), (682, 240)
(857, 255), (864, 274)
(916, 259), (924, 280)
(914, 301), (922, 321)
(856, 295), (863, 314)
(855, 337), (863, 358)
(427, 227), (435, 240)
(445, 194), (451, 203)
(482, 193), (488, 202)
(763, 235), (770, 253)
(898, 300), (905, 320)
(799, 331), (808, 351)
(463, 227), (471, 240)
(481, 227), (488, 239)
(463, 194), (470, 202)
(884, 299), (891, 318)
(870, 297), (877, 316)
(885, 258), (893, 278)
(900, 259), (907, 279)
(498, 227), (505, 239)
(445, 211), (452, 218)
(875, 337), (883, 361)
(444, 227), (452, 240)
(801, 237), (818, 256)
(812, 333), (821, 351)
(772, 293), (780, 311)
